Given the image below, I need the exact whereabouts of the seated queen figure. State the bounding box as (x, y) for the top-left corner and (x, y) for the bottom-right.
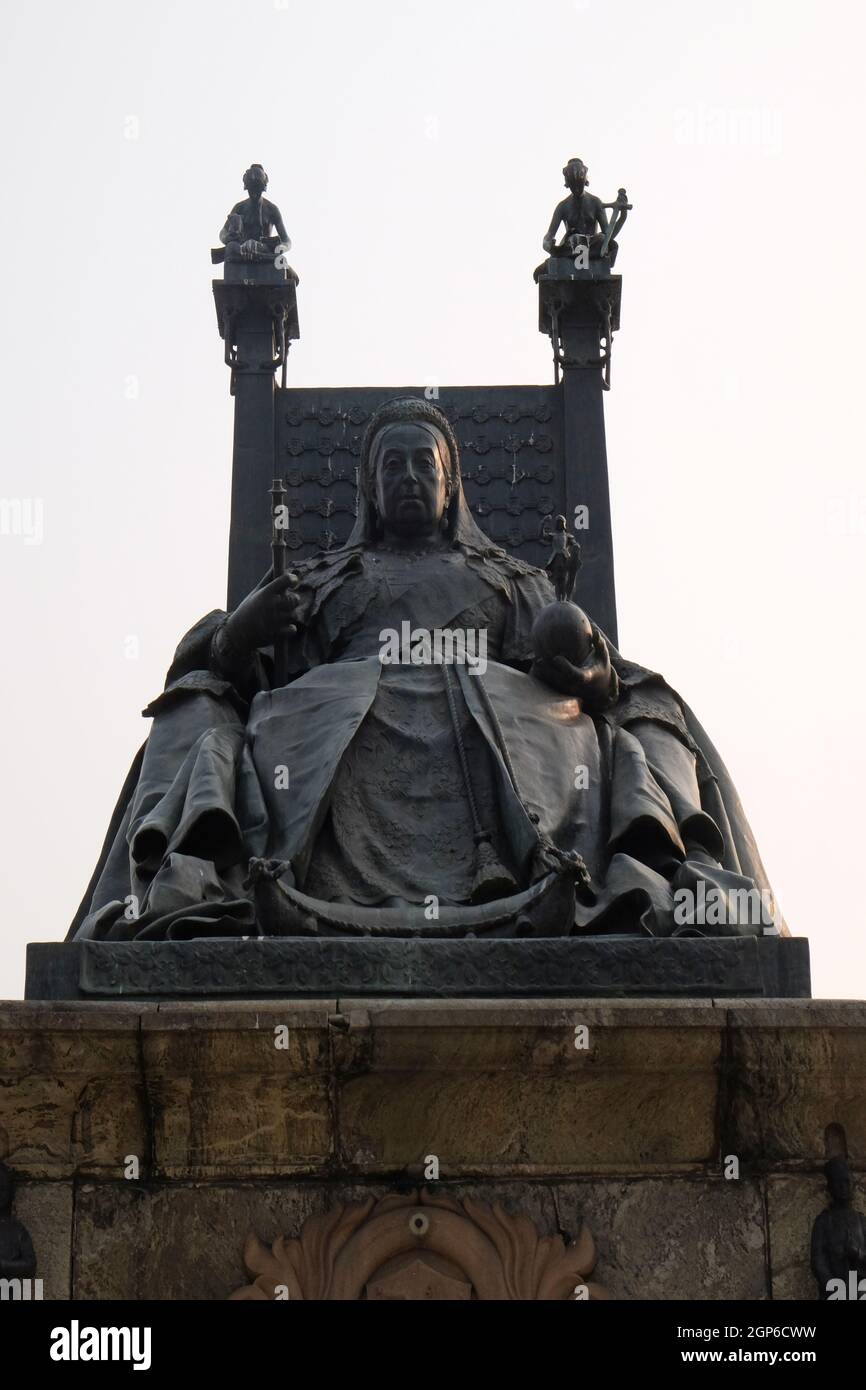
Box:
(70, 398), (779, 942)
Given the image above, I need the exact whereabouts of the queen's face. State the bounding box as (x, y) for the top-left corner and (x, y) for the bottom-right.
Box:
(374, 423), (449, 539)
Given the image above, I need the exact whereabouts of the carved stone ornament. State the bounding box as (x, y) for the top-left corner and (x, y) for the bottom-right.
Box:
(229, 1189), (608, 1301)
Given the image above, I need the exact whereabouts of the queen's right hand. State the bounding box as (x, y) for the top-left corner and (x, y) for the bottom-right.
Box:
(221, 572), (302, 655)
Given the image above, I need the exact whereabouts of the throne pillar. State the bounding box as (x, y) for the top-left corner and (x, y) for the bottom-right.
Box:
(212, 255), (299, 609)
(537, 260), (622, 643)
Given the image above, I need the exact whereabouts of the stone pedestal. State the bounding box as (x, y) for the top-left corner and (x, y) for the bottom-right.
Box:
(2, 997), (863, 1300)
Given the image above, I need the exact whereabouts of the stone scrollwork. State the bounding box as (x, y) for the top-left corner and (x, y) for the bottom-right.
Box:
(229, 1189), (608, 1301)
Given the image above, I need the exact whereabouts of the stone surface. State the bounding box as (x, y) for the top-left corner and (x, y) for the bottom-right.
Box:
(14, 1182), (72, 1299)
(74, 1181), (330, 1300)
(725, 1003), (866, 1166)
(70, 1176), (773, 1301)
(335, 1000), (724, 1174)
(554, 1179), (768, 1300)
(4, 999), (866, 1182)
(0, 1003), (147, 1177)
(2, 999), (862, 1300)
(141, 1003), (335, 1179)
(71, 1180), (561, 1300)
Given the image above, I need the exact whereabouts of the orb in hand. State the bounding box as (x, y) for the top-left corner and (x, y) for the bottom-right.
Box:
(531, 601), (594, 667)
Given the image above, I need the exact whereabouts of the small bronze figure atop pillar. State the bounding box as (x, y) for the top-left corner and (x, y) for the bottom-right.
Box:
(218, 164), (291, 265)
(541, 158), (631, 273)
(542, 157), (622, 268)
(535, 156), (630, 389)
(211, 165), (300, 603)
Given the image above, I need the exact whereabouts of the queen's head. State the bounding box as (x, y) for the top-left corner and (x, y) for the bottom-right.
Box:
(346, 396), (500, 559)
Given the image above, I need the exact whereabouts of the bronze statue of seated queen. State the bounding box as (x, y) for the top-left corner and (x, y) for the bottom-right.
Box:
(71, 397), (777, 943)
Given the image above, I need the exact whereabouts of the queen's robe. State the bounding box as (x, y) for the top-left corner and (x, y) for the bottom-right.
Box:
(69, 542), (780, 941)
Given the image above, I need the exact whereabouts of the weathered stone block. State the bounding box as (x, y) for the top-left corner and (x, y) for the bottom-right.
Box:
(553, 1178), (768, 1300)
(73, 1182), (326, 1299)
(336, 1001), (723, 1174)
(71, 1180), (562, 1300)
(3, 996), (866, 1302)
(0, 1003), (147, 1178)
(725, 1003), (866, 1166)
(14, 1181), (73, 1300)
(766, 1175), (830, 1300)
(141, 1003), (335, 1178)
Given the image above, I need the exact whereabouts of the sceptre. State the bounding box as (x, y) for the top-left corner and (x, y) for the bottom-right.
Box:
(269, 476), (290, 688)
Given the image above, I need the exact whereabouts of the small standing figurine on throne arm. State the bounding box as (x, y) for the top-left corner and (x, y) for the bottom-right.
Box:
(545, 514), (582, 602)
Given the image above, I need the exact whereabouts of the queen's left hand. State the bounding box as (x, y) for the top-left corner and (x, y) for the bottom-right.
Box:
(532, 624), (618, 711)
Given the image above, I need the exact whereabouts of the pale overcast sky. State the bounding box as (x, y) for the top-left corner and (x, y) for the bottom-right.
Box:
(1, 0), (864, 998)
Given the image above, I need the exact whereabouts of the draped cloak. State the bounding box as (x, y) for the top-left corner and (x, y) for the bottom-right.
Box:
(68, 531), (782, 943)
